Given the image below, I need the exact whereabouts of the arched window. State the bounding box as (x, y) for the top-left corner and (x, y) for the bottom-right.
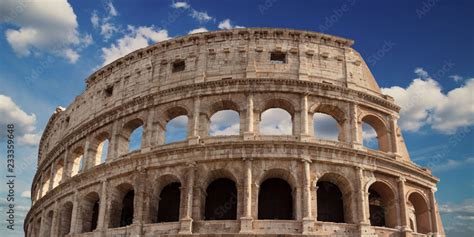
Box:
(204, 178), (237, 220)
(317, 181), (344, 223)
(128, 126), (143, 152)
(53, 160), (64, 188)
(313, 113), (339, 141)
(41, 210), (53, 236)
(408, 192), (431, 234)
(165, 115), (188, 144)
(361, 115), (390, 152)
(209, 110), (240, 136)
(41, 171), (51, 197)
(93, 133), (110, 165)
(157, 182), (181, 222)
(59, 202), (73, 237)
(258, 178), (293, 220)
(260, 108), (292, 135)
(80, 192), (100, 233)
(71, 147), (84, 176)
(368, 181), (397, 228)
(109, 184), (135, 228)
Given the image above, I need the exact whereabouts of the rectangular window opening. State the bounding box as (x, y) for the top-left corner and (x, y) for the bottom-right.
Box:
(172, 60), (185, 73)
(270, 52), (287, 64)
(104, 86), (114, 97)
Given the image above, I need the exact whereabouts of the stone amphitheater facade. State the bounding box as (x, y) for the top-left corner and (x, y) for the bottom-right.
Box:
(24, 28), (444, 237)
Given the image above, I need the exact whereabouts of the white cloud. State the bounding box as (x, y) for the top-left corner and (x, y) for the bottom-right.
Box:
(0, 0), (89, 63)
(171, 1), (190, 9)
(91, 11), (100, 28)
(209, 110), (240, 136)
(21, 190), (31, 198)
(450, 74), (463, 82)
(101, 25), (169, 66)
(313, 113), (339, 141)
(382, 69), (474, 134)
(0, 95), (40, 146)
(430, 157), (474, 172)
(440, 199), (474, 233)
(106, 0), (118, 17)
(362, 122), (378, 149)
(260, 108), (292, 135)
(190, 9), (214, 23)
(100, 22), (119, 40)
(188, 27), (208, 34)
(91, 0), (120, 41)
(218, 19), (244, 30)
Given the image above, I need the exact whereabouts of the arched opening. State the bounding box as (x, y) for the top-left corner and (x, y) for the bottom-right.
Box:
(361, 115), (390, 152)
(71, 147), (84, 176)
(204, 178), (238, 220)
(258, 178), (293, 220)
(408, 192), (431, 234)
(317, 181), (344, 223)
(157, 182), (181, 222)
(41, 210), (53, 236)
(313, 113), (340, 141)
(165, 115), (188, 144)
(109, 183), (135, 228)
(368, 181), (397, 228)
(209, 110), (240, 136)
(80, 192), (100, 233)
(260, 108), (292, 135)
(41, 171), (51, 197)
(93, 133), (110, 165)
(52, 160), (64, 188)
(59, 202), (73, 236)
(128, 126), (143, 152)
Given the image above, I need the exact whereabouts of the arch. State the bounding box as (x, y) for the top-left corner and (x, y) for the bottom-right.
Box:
(118, 118), (144, 155)
(361, 114), (390, 152)
(41, 170), (51, 197)
(70, 147), (84, 176)
(79, 192), (100, 233)
(309, 103), (346, 124)
(261, 98), (296, 115)
(209, 110), (240, 136)
(407, 191), (431, 234)
(109, 183), (135, 228)
(258, 178), (294, 220)
(163, 106), (189, 144)
(59, 201), (73, 236)
(92, 132), (110, 165)
(367, 181), (397, 228)
(260, 108), (293, 135)
(204, 178), (238, 220)
(157, 182), (181, 222)
(40, 210), (53, 237)
(52, 160), (64, 188)
(208, 100), (241, 116)
(313, 113), (340, 141)
(317, 172), (354, 223)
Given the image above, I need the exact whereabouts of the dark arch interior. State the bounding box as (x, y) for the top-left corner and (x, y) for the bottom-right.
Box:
(82, 194), (100, 233)
(120, 190), (135, 227)
(59, 203), (73, 236)
(157, 182), (181, 222)
(90, 201), (99, 231)
(369, 187), (386, 227)
(258, 178), (293, 220)
(204, 178), (237, 220)
(317, 181), (344, 223)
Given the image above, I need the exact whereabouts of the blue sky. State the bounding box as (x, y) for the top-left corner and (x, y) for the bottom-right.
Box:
(0, 1), (473, 236)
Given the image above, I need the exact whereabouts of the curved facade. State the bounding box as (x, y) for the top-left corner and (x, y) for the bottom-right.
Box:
(25, 28), (444, 237)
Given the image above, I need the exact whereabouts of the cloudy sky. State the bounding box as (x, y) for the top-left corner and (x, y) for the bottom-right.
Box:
(0, 0), (473, 236)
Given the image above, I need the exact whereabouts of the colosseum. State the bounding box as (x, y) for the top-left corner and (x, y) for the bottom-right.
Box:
(24, 28), (444, 237)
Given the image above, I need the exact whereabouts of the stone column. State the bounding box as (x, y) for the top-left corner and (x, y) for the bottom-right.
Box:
(243, 94), (255, 140)
(82, 136), (92, 170)
(349, 103), (363, 149)
(97, 179), (108, 230)
(189, 97), (200, 145)
(240, 158), (253, 233)
(179, 162), (196, 234)
(61, 148), (69, 181)
(50, 202), (59, 237)
(398, 177), (410, 231)
(48, 164), (55, 191)
(355, 167), (369, 224)
(133, 168), (147, 225)
(142, 110), (154, 151)
(429, 188), (440, 235)
(295, 186), (302, 220)
(108, 120), (121, 160)
(300, 95), (311, 141)
(302, 158), (314, 234)
(69, 191), (79, 234)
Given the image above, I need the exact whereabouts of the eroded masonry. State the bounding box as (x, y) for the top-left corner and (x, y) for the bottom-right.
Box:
(25, 28), (444, 237)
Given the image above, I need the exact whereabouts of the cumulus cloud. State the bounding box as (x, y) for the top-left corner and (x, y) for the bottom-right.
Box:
(259, 108), (292, 135)
(171, 1), (190, 9)
(209, 110), (240, 136)
(91, 11), (100, 28)
(188, 27), (208, 34)
(165, 116), (188, 143)
(101, 25), (169, 66)
(313, 113), (339, 141)
(21, 190), (31, 198)
(217, 19), (244, 30)
(0, 95), (41, 146)
(440, 199), (474, 234)
(430, 156), (474, 172)
(190, 9), (214, 23)
(100, 22), (119, 40)
(0, 0), (89, 63)
(450, 74), (463, 82)
(382, 69), (474, 134)
(90, 0), (120, 41)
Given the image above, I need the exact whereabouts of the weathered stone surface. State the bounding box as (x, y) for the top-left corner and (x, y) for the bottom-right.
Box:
(25, 28), (444, 237)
